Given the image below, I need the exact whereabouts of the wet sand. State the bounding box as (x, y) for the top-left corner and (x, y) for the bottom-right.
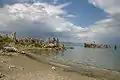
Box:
(0, 53), (98, 80)
(24, 52), (120, 80)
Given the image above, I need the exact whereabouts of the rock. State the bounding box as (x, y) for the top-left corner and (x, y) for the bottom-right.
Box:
(0, 73), (5, 78)
(20, 67), (24, 70)
(21, 51), (26, 54)
(52, 66), (56, 71)
(3, 46), (18, 52)
(8, 65), (16, 69)
(1, 60), (7, 63)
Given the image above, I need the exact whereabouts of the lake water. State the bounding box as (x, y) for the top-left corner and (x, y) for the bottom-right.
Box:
(54, 47), (120, 71)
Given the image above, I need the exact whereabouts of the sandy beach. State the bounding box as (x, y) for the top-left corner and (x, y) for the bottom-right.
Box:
(0, 52), (99, 80)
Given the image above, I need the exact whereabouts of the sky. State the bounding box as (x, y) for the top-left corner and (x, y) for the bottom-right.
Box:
(0, 0), (119, 44)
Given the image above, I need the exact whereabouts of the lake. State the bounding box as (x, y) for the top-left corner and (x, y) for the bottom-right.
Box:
(54, 46), (120, 71)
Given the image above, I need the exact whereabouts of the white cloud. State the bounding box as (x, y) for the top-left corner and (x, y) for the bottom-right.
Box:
(66, 14), (76, 18)
(0, 0), (119, 43)
(89, 0), (120, 14)
(88, 0), (120, 43)
(0, 2), (90, 42)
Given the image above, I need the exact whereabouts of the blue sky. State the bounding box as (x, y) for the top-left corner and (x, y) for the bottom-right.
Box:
(41, 0), (109, 27)
(0, 0), (119, 43)
(61, 0), (109, 27)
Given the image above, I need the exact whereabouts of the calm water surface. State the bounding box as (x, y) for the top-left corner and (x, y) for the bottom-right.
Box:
(55, 46), (120, 71)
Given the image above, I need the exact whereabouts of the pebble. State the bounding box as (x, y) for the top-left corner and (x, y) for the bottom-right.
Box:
(0, 73), (5, 78)
(21, 51), (26, 54)
(52, 66), (56, 71)
(1, 60), (7, 63)
(20, 67), (24, 70)
(9, 65), (16, 69)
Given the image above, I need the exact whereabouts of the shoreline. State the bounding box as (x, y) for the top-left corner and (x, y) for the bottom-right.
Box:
(24, 52), (120, 80)
(0, 52), (98, 80)
(0, 48), (120, 80)
(0, 51), (120, 80)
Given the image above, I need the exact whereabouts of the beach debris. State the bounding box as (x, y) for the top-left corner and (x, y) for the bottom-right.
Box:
(8, 65), (16, 69)
(0, 73), (5, 78)
(21, 51), (26, 54)
(52, 66), (56, 71)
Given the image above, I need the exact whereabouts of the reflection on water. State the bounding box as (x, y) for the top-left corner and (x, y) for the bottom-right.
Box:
(55, 47), (120, 71)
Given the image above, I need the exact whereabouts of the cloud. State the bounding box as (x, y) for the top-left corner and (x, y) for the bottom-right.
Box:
(0, 1), (90, 42)
(0, 0), (119, 43)
(65, 14), (76, 18)
(88, 0), (120, 44)
(89, 0), (120, 14)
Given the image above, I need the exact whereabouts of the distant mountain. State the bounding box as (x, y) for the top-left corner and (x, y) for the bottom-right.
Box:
(60, 41), (83, 47)
(0, 31), (12, 34)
